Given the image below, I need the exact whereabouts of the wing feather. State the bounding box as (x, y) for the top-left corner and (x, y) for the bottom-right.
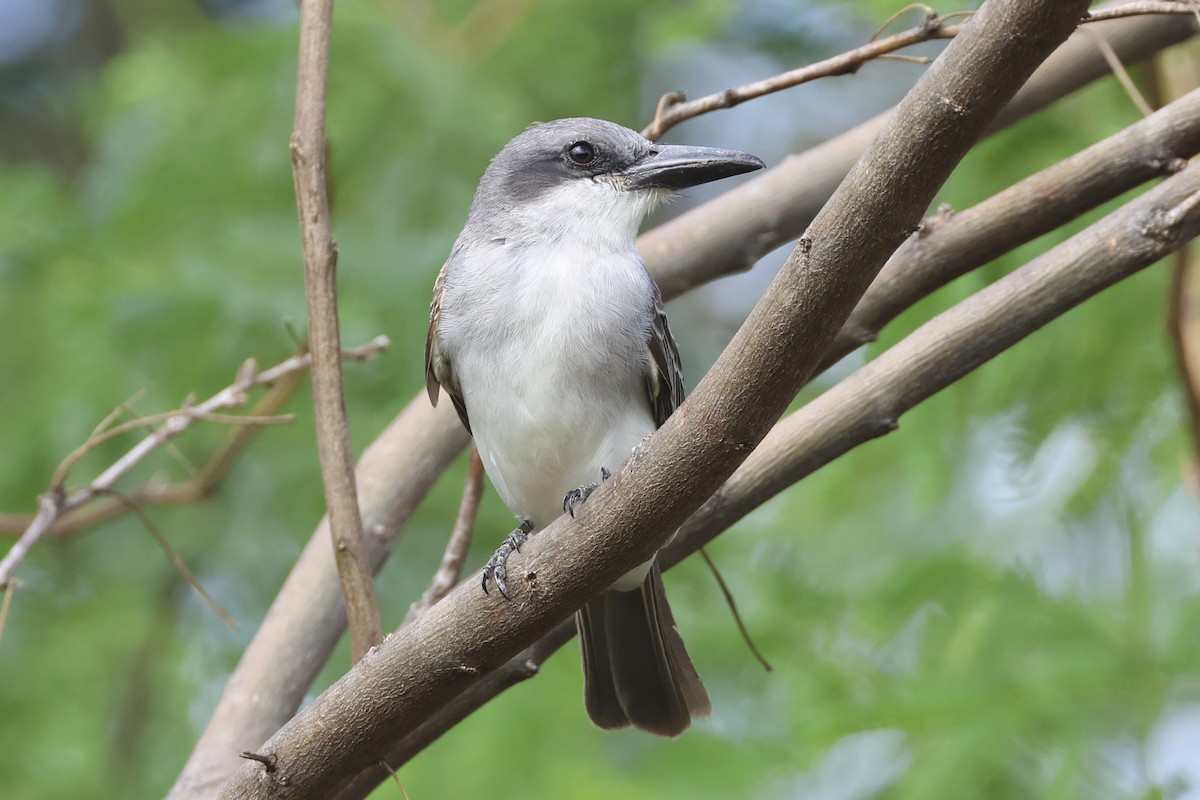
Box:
(425, 258), (472, 433)
(644, 286), (685, 429)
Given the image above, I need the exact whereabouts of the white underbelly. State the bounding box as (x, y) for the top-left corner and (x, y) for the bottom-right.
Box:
(461, 342), (655, 528)
(437, 237), (664, 588)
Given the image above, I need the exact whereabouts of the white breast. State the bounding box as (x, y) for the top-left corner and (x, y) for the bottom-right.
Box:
(438, 235), (658, 529)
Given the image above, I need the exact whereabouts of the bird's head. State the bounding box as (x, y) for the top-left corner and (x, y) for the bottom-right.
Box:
(467, 117), (765, 248)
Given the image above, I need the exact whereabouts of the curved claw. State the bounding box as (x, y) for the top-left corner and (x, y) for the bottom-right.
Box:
(562, 468), (612, 518)
(481, 522), (532, 599)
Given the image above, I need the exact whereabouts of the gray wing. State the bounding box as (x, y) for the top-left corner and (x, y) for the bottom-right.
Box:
(425, 257), (472, 434)
(644, 286), (685, 429)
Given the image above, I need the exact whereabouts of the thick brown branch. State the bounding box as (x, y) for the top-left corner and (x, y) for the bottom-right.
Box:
(671, 160), (1200, 561)
(336, 158), (1200, 800)
(215, 2), (1088, 797)
(167, 12), (1199, 800)
(639, 8), (1200, 300)
(291, 0), (383, 662)
(168, 397), (469, 800)
(331, 621), (576, 800)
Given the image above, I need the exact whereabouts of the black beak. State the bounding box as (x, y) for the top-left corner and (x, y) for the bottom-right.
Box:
(623, 144), (765, 190)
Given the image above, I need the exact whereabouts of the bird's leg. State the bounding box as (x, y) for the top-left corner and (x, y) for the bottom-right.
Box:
(482, 519), (534, 599)
(562, 467), (612, 518)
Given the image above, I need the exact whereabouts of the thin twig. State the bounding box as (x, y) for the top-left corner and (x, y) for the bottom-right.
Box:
(1165, 186), (1200, 225)
(1166, 242), (1200, 492)
(641, 16), (962, 140)
(377, 761), (411, 800)
(1085, 1), (1200, 24)
(640, 0), (1194, 141)
(171, 12), (1200, 794)
(0, 579), (15, 643)
(0, 362), (304, 537)
(403, 447), (485, 625)
(190, 411), (296, 427)
(216, 3), (1095, 794)
(870, 3), (937, 42)
(1083, 26), (1155, 115)
(0, 337), (388, 589)
(1153, 34), (1200, 492)
(91, 388), (148, 438)
(698, 547), (772, 672)
(877, 53), (933, 64)
(106, 490), (237, 629)
(291, 0), (384, 662)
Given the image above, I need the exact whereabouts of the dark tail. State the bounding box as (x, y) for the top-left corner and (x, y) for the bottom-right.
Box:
(577, 563), (710, 736)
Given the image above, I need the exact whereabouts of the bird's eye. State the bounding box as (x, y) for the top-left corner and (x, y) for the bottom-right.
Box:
(567, 141), (596, 165)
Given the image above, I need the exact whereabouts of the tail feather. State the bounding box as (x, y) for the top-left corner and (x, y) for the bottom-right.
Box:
(577, 564), (709, 736)
(578, 597), (631, 730)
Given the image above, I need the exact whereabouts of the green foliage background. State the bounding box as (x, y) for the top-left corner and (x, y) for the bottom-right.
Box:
(1, 1), (1197, 798)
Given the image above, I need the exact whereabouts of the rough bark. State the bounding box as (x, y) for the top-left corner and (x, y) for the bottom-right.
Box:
(216, 2), (1090, 797)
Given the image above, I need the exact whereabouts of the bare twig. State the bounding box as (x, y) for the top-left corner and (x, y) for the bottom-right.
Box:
(1086, 1), (1200, 23)
(641, 15), (961, 141)
(216, 3), (1091, 796)
(168, 397), (469, 800)
(1166, 241), (1200, 488)
(670, 160), (1200, 565)
(699, 546), (772, 672)
(291, 0), (383, 662)
(0, 338), (388, 591)
(1154, 44), (1200, 487)
(0, 579), (15, 643)
(870, 4), (937, 41)
(168, 14), (1200, 799)
(106, 490), (237, 629)
(403, 447), (485, 625)
(1083, 26), (1155, 114)
(336, 158), (1200, 800)
(640, 0), (1194, 141)
(378, 761), (411, 800)
(0, 339), (385, 538)
(639, 9), (1200, 300)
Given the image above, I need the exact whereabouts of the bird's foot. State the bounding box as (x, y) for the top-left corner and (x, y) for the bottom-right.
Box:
(482, 520), (534, 599)
(562, 467), (612, 518)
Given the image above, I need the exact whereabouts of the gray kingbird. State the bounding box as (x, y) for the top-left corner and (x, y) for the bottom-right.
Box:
(425, 117), (764, 736)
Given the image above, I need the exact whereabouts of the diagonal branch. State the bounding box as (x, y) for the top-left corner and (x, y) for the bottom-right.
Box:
(166, 12), (1200, 800)
(216, 2), (1090, 797)
(290, 0), (383, 662)
(669, 161), (1200, 566)
(824, 86), (1200, 370)
(638, 6), (1200, 300)
(337, 157), (1200, 800)
(640, 1), (1199, 142)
